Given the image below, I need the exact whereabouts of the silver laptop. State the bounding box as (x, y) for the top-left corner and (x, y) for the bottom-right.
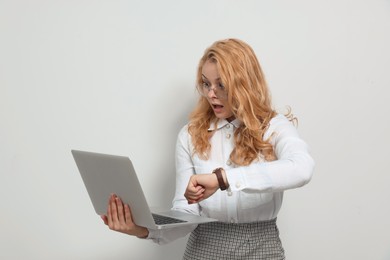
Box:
(71, 150), (217, 230)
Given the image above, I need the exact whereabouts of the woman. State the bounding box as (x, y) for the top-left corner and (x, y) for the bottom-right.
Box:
(102, 38), (315, 259)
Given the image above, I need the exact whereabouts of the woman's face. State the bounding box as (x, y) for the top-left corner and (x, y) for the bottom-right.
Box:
(201, 60), (234, 121)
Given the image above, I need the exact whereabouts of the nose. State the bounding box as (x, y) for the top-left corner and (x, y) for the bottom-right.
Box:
(207, 86), (218, 99)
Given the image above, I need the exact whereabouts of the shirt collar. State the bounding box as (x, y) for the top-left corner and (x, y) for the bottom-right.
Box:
(208, 118), (242, 131)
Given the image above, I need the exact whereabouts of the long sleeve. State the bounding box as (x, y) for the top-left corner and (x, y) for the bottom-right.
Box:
(148, 114), (315, 241)
(225, 114), (315, 193)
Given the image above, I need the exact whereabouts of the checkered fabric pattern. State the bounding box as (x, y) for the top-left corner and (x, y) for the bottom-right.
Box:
(183, 219), (285, 260)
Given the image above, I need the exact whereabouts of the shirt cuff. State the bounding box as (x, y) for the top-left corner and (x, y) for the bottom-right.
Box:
(225, 164), (272, 192)
(225, 167), (245, 191)
(145, 228), (161, 240)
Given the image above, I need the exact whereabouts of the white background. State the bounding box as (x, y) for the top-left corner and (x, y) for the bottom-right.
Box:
(1, 0), (389, 259)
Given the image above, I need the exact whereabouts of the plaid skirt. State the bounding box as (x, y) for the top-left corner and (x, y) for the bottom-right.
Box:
(183, 219), (285, 260)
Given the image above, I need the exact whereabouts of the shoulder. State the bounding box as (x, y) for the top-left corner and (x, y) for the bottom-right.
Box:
(265, 114), (298, 140)
(269, 113), (292, 126)
(178, 124), (190, 137)
(267, 113), (293, 131)
(176, 124), (191, 144)
(176, 124), (194, 153)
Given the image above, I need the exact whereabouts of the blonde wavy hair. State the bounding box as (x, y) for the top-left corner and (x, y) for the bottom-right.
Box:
(188, 38), (283, 166)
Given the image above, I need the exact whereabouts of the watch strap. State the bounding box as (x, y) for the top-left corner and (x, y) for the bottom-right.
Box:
(212, 167), (228, 191)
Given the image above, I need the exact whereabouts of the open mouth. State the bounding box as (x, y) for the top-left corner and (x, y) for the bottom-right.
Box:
(212, 104), (224, 114)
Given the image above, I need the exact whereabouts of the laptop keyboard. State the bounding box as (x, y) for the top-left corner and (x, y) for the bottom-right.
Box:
(152, 213), (187, 225)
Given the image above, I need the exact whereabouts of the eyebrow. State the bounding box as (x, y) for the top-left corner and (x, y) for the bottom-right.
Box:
(202, 74), (221, 81)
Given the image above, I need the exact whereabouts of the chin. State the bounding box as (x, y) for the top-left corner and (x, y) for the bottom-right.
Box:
(215, 113), (231, 120)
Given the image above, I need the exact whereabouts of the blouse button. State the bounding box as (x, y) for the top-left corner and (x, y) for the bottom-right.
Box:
(235, 182), (241, 188)
(230, 218), (235, 223)
(226, 134), (231, 139)
(227, 191), (233, 196)
(226, 160), (232, 166)
(226, 124), (230, 129)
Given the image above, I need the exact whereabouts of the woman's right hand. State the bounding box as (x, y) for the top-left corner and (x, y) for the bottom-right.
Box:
(184, 174), (219, 204)
(101, 194), (149, 238)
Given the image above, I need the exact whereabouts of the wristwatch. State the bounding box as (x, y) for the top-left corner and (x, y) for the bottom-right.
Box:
(212, 167), (229, 191)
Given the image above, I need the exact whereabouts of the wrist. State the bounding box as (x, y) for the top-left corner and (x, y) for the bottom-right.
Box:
(220, 168), (229, 188)
(136, 227), (149, 238)
(212, 167), (229, 190)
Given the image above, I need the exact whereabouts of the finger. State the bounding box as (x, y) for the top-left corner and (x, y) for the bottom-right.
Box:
(188, 196), (203, 204)
(184, 191), (197, 201)
(107, 195), (114, 226)
(194, 198), (204, 203)
(186, 186), (196, 195)
(124, 204), (133, 224)
(185, 184), (204, 201)
(101, 215), (108, 225)
(186, 179), (198, 192)
(185, 193), (192, 202)
(116, 197), (126, 224)
(110, 194), (119, 223)
(195, 193), (204, 201)
(189, 188), (204, 198)
(188, 194), (202, 201)
(187, 192), (204, 203)
(194, 187), (205, 196)
(187, 186), (200, 195)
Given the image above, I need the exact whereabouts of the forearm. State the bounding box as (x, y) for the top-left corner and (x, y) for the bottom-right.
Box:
(225, 152), (314, 192)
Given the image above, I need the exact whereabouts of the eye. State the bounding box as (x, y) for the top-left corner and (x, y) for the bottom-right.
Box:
(202, 81), (210, 89)
(218, 83), (225, 91)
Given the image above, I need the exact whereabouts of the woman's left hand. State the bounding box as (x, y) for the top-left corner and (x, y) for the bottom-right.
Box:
(184, 174), (219, 204)
(101, 194), (149, 238)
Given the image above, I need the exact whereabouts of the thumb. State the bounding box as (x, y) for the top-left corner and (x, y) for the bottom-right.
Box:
(101, 215), (108, 225)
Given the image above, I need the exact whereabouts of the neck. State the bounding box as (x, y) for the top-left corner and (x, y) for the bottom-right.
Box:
(226, 116), (235, 123)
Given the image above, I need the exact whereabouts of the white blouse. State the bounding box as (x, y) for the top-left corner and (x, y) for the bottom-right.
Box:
(147, 114), (315, 244)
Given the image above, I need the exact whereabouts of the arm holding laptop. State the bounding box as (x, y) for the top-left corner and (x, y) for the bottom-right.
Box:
(100, 192), (200, 245)
(99, 125), (211, 244)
